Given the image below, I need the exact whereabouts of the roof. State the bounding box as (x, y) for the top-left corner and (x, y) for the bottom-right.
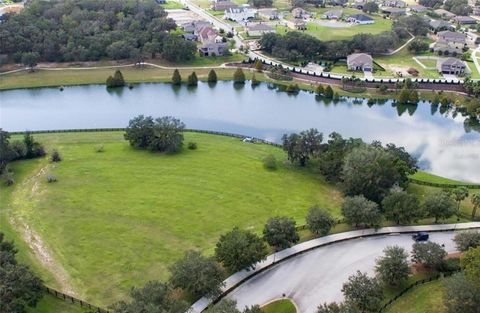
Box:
(212, 1), (238, 10)
(409, 5), (426, 11)
(429, 19), (453, 29)
(197, 26), (217, 40)
(348, 14), (374, 21)
(347, 53), (373, 66)
(435, 9), (456, 17)
(454, 16), (477, 23)
(247, 23), (274, 31)
(438, 30), (467, 42)
(257, 8), (278, 15)
(438, 57), (465, 67)
(381, 7), (406, 13)
(323, 9), (343, 17)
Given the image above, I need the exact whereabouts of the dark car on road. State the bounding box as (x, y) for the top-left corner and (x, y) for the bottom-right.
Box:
(412, 232), (429, 242)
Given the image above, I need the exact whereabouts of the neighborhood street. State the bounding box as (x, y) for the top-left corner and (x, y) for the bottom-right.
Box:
(226, 232), (457, 313)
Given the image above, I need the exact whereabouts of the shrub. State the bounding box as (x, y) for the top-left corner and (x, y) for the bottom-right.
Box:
(4, 174), (14, 186)
(106, 70), (126, 88)
(437, 257), (461, 273)
(10, 141), (27, 159)
(46, 174), (57, 183)
(453, 231), (480, 252)
(411, 241), (447, 269)
(172, 69), (182, 85)
(208, 69), (217, 83)
(94, 145), (105, 153)
(187, 72), (198, 86)
(187, 142), (197, 150)
(306, 206), (336, 235)
(262, 154), (277, 170)
(233, 68), (246, 84)
(50, 150), (62, 162)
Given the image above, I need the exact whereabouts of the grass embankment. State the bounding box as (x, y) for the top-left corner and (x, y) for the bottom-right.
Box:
(384, 280), (447, 313)
(27, 295), (88, 313)
(261, 299), (297, 313)
(1, 131), (342, 306)
(410, 171), (479, 186)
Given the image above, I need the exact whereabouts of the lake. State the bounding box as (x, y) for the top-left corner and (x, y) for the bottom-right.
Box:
(1, 81), (479, 182)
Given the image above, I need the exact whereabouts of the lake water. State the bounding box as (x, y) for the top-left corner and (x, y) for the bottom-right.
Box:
(1, 81), (479, 182)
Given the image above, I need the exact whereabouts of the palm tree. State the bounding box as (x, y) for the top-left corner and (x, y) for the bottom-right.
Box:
(472, 193), (480, 220)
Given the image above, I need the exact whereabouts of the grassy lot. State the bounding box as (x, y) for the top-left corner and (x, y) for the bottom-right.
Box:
(375, 47), (441, 78)
(2, 131), (342, 306)
(27, 295), (88, 313)
(161, 0), (184, 9)
(384, 280), (446, 313)
(261, 299), (297, 313)
(416, 59), (437, 68)
(275, 14), (392, 42)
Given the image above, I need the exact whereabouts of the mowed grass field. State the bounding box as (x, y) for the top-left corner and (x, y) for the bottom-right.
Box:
(384, 280), (446, 313)
(2, 131), (342, 306)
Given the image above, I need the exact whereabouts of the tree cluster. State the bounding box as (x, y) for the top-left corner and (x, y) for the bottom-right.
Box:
(0, 130), (46, 175)
(419, 0), (443, 8)
(444, 0), (472, 16)
(106, 70), (126, 88)
(124, 115), (185, 153)
(0, 0), (196, 63)
(0, 233), (43, 313)
(248, 0), (273, 7)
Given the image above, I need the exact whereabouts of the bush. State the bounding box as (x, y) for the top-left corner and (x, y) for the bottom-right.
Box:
(106, 70), (126, 88)
(262, 154), (277, 170)
(187, 142), (197, 150)
(306, 206), (336, 235)
(50, 150), (62, 162)
(10, 141), (27, 159)
(411, 241), (447, 269)
(437, 257), (461, 273)
(453, 231), (480, 252)
(94, 145), (105, 153)
(46, 174), (57, 183)
(4, 174), (14, 186)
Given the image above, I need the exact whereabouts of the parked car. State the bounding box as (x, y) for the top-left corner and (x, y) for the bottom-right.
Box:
(412, 232), (429, 242)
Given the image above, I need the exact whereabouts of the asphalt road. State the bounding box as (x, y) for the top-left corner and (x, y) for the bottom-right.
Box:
(227, 232), (457, 313)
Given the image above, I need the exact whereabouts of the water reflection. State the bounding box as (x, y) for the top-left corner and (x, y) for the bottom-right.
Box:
(0, 81), (478, 182)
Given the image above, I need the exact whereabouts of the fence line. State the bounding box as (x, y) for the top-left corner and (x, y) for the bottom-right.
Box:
(377, 271), (458, 313)
(43, 285), (110, 313)
(408, 177), (480, 189)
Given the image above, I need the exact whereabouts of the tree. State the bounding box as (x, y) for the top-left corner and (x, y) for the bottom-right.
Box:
(0, 233), (43, 313)
(408, 39), (429, 54)
(341, 195), (382, 228)
(263, 216), (299, 250)
(411, 241), (447, 269)
(110, 281), (188, 313)
(316, 302), (356, 313)
(208, 69), (218, 83)
(375, 246), (409, 286)
(324, 85), (334, 98)
(172, 69), (182, 85)
(21, 52), (40, 72)
(215, 227), (267, 273)
(306, 206), (336, 236)
(362, 2), (379, 13)
(254, 59), (263, 72)
(169, 250), (224, 298)
(251, 73), (259, 87)
(423, 191), (456, 223)
(444, 273), (480, 313)
(0, 129), (15, 174)
(315, 84), (324, 95)
(233, 68), (246, 84)
(461, 246), (480, 287)
(342, 271), (383, 313)
(451, 186), (469, 213)
(106, 70), (126, 88)
(281, 129), (323, 166)
(454, 231), (480, 252)
(206, 299), (240, 313)
(341, 145), (402, 203)
(249, 0), (273, 7)
(471, 193), (480, 219)
(187, 72), (198, 86)
(124, 115), (185, 153)
(23, 132), (45, 159)
(381, 188), (422, 224)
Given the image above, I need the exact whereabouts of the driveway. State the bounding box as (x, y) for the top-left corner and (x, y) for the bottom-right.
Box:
(227, 232), (457, 313)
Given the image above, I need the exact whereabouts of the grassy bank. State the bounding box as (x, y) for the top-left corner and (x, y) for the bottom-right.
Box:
(2, 131), (342, 306)
(384, 280), (446, 313)
(27, 295), (88, 313)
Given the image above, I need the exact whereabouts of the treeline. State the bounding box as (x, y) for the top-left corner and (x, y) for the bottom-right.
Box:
(0, 0), (196, 63)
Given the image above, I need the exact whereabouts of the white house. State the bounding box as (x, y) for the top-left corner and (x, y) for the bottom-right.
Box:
(346, 14), (375, 24)
(224, 5), (256, 22)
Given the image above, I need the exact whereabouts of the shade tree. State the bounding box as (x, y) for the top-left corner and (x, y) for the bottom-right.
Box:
(263, 216), (299, 249)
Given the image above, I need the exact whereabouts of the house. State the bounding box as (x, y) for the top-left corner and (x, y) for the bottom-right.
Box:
(182, 20), (211, 33)
(381, 7), (406, 16)
(433, 30), (467, 54)
(182, 33), (198, 41)
(246, 23), (276, 36)
(155, 0), (166, 4)
(212, 1), (238, 11)
(429, 19), (455, 32)
(347, 14), (375, 24)
(436, 57), (466, 75)
(224, 5), (256, 22)
(474, 6), (480, 16)
(347, 53), (373, 71)
(322, 9), (343, 19)
(352, 0), (367, 9)
(199, 42), (228, 56)
(286, 19), (307, 30)
(453, 16), (477, 25)
(257, 8), (279, 20)
(382, 0), (406, 8)
(195, 26), (218, 42)
(409, 5), (427, 13)
(434, 9), (456, 20)
(291, 7), (307, 18)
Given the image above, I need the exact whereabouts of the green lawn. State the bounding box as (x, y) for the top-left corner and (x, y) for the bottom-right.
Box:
(2, 131), (342, 306)
(384, 280), (446, 313)
(161, 1), (184, 9)
(410, 171), (479, 186)
(261, 299), (297, 313)
(375, 47), (441, 78)
(27, 294), (88, 313)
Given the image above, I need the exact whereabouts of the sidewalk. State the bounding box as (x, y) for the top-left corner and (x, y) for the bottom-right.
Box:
(188, 222), (480, 313)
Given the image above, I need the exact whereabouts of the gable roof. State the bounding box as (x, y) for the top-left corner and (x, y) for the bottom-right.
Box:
(348, 13), (374, 21)
(347, 53), (373, 66)
(323, 9), (343, 17)
(438, 30), (467, 42)
(247, 23), (274, 31)
(429, 19), (453, 29)
(454, 16), (477, 23)
(197, 26), (217, 40)
(437, 57), (465, 67)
